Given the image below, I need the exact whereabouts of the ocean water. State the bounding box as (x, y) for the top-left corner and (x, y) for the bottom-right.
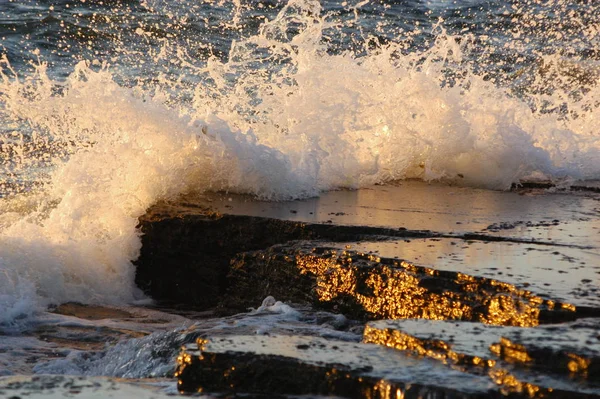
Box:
(0, 0), (599, 384)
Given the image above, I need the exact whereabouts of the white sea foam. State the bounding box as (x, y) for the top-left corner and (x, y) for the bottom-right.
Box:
(0, 0), (599, 325)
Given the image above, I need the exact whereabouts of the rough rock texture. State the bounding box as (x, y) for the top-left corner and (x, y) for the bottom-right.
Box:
(176, 334), (600, 398)
(364, 319), (600, 385)
(133, 183), (600, 398)
(135, 186), (600, 315)
(176, 335), (503, 398)
(134, 201), (435, 309)
(135, 206), (313, 309)
(223, 244), (587, 326)
(135, 207), (596, 324)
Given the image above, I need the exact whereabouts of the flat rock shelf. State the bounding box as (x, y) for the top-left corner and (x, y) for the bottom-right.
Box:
(136, 181), (600, 398)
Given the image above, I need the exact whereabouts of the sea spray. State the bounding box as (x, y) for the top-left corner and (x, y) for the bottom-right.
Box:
(0, 0), (599, 326)
(185, 1), (598, 188)
(0, 59), (311, 326)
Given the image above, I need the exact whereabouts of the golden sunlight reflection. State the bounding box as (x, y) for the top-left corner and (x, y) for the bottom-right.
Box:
(293, 248), (574, 327)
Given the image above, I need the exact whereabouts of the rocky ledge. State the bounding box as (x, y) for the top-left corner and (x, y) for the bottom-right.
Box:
(176, 322), (600, 398)
(176, 335), (501, 398)
(135, 181), (600, 398)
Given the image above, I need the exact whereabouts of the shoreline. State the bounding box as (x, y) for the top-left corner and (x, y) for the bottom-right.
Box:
(2, 181), (600, 397)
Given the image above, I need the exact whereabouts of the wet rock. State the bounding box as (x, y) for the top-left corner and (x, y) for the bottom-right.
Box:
(175, 335), (503, 398)
(364, 319), (600, 397)
(485, 220), (562, 232)
(134, 201), (435, 309)
(488, 319), (600, 381)
(134, 182), (600, 309)
(134, 207), (312, 310)
(222, 244), (585, 326)
(132, 183), (600, 398)
(319, 238), (600, 309)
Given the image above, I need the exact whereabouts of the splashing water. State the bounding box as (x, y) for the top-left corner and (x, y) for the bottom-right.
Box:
(0, 0), (599, 325)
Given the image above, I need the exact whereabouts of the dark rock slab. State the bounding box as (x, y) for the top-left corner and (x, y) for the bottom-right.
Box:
(323, 238), (600, 309)
(513, 180), (600, 194)
(364, 319), (600, 396)
(134, 201), (437, 309)
(135, 181), (600, 310)
(135, 203), (311, 309)
(488, 319), (600, 381)
(223, 244), (590, 326)
(175, 334), (503, 398)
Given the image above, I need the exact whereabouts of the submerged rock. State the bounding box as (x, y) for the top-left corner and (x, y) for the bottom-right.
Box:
(175, 335), (502, 398)
(134, 201), (434, 309)
(364, 318), (600, 397)
(133, 183), (600, 398)
(176, 332), (600, 398)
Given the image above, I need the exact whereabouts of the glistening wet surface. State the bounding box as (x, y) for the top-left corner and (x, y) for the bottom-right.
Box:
(325, 238), (600, 308)
(192, 181), (600, 248)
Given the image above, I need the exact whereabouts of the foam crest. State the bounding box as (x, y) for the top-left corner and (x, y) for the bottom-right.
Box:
(191, 7), (599, 189)
(0, 61), (309, 325)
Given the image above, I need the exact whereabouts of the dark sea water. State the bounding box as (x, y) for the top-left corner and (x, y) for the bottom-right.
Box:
(0, 0), (599, 393)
